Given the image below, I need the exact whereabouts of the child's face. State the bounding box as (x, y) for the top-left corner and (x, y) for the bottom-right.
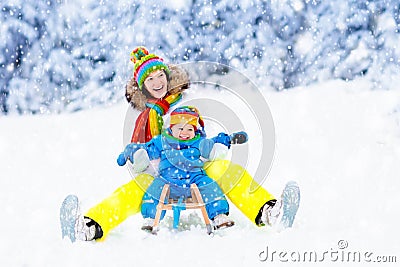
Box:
(143, 70), (168, 99)
(170, 123), (196, 140)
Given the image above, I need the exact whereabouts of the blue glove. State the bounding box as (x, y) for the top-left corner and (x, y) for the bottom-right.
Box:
(117, 143), (141, 166)
(230, 131), (248, 144)
(213, 133), (232, 148)
(117, 153), (127, 166)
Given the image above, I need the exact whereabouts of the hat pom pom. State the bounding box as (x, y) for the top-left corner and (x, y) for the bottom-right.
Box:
(130, 46), (149, 63)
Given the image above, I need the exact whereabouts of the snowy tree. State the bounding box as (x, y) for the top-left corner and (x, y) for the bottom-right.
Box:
(1, 1), (62, 114)
(1, 0), (122, 114)
(1, 0), (399, 115)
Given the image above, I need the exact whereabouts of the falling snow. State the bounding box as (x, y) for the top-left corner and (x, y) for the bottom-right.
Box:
(1, 0), (400, 115)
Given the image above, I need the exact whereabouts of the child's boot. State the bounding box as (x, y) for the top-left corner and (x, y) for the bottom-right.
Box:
(212, 214), (235, 229)
(141, 218), (155, 232)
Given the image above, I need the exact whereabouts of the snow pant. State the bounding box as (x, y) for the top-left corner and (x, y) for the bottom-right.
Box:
(85, 160), (275, 241)
(141, 172), (229, 220)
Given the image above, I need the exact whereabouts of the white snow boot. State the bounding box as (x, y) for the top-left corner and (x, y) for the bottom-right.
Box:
(75, 216), (96, 241)
(258, 181), (300, 228)
(260, 199), (282, 226)
(60, 195), (103, 242)
(75, 216), (103, 241)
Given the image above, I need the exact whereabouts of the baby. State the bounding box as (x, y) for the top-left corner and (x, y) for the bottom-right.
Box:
(117, 106), (248, 231)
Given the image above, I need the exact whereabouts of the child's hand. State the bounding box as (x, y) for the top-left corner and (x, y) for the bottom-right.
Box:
(230, 131), (248, 144)
(117, 147), (150, 172)
(117, 143), (140, 166)
(117, 153), (128, 166)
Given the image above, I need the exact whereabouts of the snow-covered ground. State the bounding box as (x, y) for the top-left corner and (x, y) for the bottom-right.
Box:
(1, 79), (399, 266)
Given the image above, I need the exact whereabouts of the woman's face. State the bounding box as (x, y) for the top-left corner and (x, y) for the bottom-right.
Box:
(143, 70), (168, 99)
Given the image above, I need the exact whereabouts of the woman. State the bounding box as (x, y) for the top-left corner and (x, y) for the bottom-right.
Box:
(78, 47), (280, 241)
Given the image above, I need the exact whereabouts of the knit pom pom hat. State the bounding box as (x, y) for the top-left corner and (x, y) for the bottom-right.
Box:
(169, 106), (205, 132)
(130, 46), (170, 89)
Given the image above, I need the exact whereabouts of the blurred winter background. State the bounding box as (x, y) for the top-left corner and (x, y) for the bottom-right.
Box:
(1, 0), (399, 115)
(1, 1), (400, 266)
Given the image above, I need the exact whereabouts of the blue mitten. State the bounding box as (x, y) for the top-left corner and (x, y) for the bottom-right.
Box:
(230, 131), (248, 144)
(117, 143), (141, 166)
(117, 153), (127, 166)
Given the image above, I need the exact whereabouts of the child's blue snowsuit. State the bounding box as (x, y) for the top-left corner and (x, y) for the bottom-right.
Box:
(121, 130), (232, 220)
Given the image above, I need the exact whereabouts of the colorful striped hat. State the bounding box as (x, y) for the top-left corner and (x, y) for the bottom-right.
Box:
(169, 106), (205, 130)
(130, 46), (170, 89)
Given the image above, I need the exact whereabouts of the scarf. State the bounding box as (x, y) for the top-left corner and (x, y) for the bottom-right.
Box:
(131, 92), (182, 143)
